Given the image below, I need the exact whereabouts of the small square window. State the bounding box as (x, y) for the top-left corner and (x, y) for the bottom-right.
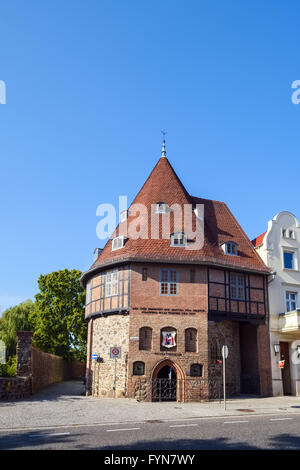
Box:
(156, 202), (167, 214)
(133, 361), (145, 376)
(171, 233), (187, 247)
(190, 364), (203, 377)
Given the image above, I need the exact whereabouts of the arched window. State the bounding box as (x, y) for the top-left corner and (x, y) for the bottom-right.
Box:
(210, 337), (223, 363)
(139, 327), (152, 351)
(160, 327), (177, 351)
(190, 364), (203, 377)
(185, 328), (197, 352)
(133, 361), (145, 375)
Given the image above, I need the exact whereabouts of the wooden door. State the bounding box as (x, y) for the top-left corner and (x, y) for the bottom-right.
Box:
(280, 342), (292, 395)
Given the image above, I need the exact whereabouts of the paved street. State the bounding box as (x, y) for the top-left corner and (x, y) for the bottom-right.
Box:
(1, 413), (300, 450)
(1, 380), (300, 449)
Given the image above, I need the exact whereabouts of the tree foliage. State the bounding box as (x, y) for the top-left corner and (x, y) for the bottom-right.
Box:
(0, 300), (34, 358)
(30, 269), (87, 361)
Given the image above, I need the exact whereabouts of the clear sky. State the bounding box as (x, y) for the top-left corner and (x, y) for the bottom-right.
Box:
(0, 0), (299, 313)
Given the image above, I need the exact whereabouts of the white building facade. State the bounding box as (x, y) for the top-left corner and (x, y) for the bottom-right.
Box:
(253, 211), (300, 396)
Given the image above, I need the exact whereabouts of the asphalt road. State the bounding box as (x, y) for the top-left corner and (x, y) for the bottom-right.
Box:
(1, 412), (300, 450)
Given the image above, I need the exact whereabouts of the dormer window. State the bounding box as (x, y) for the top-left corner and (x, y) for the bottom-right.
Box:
(156, 202), (167, 214)
(112, 235), (125, 251)
(222, 241), (238, 256)
(171, 232), (187, 247)
(120, 210), (128, 222)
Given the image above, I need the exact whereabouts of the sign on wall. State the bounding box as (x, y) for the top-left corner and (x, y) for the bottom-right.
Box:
(110, 347), (121, 359)
(161, 331), (176, 348)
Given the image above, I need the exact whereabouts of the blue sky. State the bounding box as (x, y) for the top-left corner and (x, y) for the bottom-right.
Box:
(0, 0), (299, 313)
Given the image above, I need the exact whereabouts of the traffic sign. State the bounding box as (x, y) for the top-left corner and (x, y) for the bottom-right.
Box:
(110, 347), (121, 359)
(92, 353), (98, 360)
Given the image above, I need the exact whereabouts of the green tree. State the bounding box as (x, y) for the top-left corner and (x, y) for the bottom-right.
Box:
(30, 269), (87, 361)
(0, 300), (34, 358)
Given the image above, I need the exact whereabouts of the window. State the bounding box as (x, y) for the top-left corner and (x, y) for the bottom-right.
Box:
(133, 361), (145, 375)
(142, 268), (148, 281)
(222, 242), (238, 256)
(120, 210), (127, 222)
(156, 202), (167, 214)
(160, 269), (178, 295)
(86, 281), (92, 305)
(289, 230), (294, 239)
(230, 273), (245, 300)
(282, 229), (286, 238)
(171, 232), (187, 247)
(112, 236), (125, 251)
(139, 327), (152, 351)
(210, 337), (223, 363)
(284, 251), (294, 270)
(190, 269), (195, 283)
(185, 328), (197, 352)
(105, 270), (119, 297)
(286, 292), (297, 312)
(190, 364), (203, 377)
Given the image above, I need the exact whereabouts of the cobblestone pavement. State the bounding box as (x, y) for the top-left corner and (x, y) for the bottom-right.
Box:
(1, 380), (300, 431)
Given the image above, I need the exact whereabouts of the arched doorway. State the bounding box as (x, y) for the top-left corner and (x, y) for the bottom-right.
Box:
(152, 360), (184, 402)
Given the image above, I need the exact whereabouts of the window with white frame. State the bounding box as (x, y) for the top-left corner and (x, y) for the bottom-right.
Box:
(170, 232), (187, 247)
(230, 273), (245, 300)
(112, 235), (125, 251)
(289, 230), (294, 239)
(282, 228), (286, 238)
(86, 281), (92, 305)
(105, 270), (119, 297)
(286, 292), (297, 312)
(283, 251), (294, 270)
(160, 269), (178, 295)
(222, 242), (238, 256)
(156, 202), (167, 214)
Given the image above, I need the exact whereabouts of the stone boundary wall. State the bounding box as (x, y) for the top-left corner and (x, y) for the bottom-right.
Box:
(0, 331), (85, 400)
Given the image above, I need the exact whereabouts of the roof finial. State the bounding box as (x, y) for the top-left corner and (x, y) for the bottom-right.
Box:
(161, 129), (167, 157)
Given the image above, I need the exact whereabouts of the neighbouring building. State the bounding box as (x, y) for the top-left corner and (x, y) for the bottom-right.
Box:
(252, 211), (300, 396)
(81, 141), (272, 401)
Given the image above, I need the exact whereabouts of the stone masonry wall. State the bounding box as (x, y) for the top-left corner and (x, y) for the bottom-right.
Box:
(88, 314), (130, 398)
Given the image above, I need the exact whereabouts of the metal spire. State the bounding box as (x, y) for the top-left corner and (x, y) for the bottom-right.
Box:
(161, 129), (167, 157)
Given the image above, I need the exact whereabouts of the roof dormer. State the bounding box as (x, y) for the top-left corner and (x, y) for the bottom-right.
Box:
(221, 241), (238, 256)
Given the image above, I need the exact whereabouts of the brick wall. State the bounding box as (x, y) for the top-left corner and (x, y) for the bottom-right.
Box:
(127, 263), (209, 398)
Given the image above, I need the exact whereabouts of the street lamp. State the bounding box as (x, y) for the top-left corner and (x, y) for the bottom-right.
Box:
(273, 344), (280, 355)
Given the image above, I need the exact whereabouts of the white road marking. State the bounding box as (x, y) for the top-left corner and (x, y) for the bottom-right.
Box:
(169, 424), (198, 428)
(224, 421), (249, 424)
(270, 418), (293, 421)
(106, 427), (140, 432)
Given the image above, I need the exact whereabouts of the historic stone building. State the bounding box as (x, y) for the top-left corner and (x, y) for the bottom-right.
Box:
(252, 211), (300, 396)
(81, 142), (272, 401)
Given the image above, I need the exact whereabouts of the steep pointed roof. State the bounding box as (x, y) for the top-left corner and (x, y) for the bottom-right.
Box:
(81, 154), (269, 284)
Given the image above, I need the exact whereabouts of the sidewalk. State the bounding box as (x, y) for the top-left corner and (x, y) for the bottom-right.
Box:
(1, 380), (300, 431)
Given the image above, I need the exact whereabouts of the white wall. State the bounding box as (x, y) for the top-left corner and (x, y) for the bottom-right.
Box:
(255, 211), (300, 396)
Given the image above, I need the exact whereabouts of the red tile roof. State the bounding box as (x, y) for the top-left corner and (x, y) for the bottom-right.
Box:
(83, 156), (269, 281)
(251, 231), (267, 248)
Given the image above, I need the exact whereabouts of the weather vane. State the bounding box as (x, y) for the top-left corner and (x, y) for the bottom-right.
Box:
(161, 129), (167, 157)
